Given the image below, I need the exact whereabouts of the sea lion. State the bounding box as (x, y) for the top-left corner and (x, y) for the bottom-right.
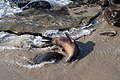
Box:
(33, 52), (64, 64)
(99, 30), (117, 37)
(52, 33), (80, 62)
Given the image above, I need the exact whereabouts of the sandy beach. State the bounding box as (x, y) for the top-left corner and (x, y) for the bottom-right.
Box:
(0, 22), (120, 80)
(0, 0), (120, 80)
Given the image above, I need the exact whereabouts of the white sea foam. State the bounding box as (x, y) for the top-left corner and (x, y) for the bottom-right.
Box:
(42, 26), (95, 39)
(16, 61), (54, 68)
(33, 36), (43, 46)
(0, 0), (22, 18)
(4, 56), (54, 69)
(0, 31), (10, 39)
(0, 31), (46, 48)
(0, 46), (21, 50)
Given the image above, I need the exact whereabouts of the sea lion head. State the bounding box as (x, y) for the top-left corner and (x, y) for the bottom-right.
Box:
(52, 37), (72, 46)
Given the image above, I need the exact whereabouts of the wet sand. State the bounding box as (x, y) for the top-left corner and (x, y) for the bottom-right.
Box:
(0, 21), (120, 80)
(0, 3), (120, 80)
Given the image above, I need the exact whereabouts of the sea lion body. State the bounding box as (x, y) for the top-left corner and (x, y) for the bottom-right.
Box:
(52, 37), (80, 62)
(33, 52), (64, 64)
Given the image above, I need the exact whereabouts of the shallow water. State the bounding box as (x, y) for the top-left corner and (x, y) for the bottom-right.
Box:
(0, 0), (72, 18)
(0, 22), (96, 70)
(0, 0), (22, 18)
(0, 10), (99, 69)
(42, 24), (95, 39)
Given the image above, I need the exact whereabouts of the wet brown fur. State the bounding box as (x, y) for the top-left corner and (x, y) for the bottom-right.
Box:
(52, 37), (80, 62)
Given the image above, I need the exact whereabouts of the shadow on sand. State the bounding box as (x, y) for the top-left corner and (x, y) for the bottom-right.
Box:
(76, 41), (95, 60)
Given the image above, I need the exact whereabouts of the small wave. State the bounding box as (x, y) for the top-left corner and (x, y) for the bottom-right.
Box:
(15, 61), (54, 69)
(4, 55), (55, 69)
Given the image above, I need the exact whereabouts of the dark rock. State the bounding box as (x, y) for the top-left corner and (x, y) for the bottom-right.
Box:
(111, 0), (120, 4)
(104, 2), (120, 27)
(71, 0), (100, 4)
(101, 0), (109, 7)
(21, 1), (51, 10)
(0, 9), (82, 33)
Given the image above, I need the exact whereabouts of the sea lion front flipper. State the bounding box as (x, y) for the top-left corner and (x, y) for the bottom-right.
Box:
(64, 33), (74, 43)
(65, 33), (80, 62)
(65, 33), (78, 46)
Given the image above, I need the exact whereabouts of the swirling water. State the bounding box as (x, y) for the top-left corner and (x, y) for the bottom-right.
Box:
(0, 0), (22, 18)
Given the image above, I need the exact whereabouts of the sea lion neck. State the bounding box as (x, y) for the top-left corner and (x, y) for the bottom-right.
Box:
(62, 42), (75, 53)
(52, 37), (71, 46)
